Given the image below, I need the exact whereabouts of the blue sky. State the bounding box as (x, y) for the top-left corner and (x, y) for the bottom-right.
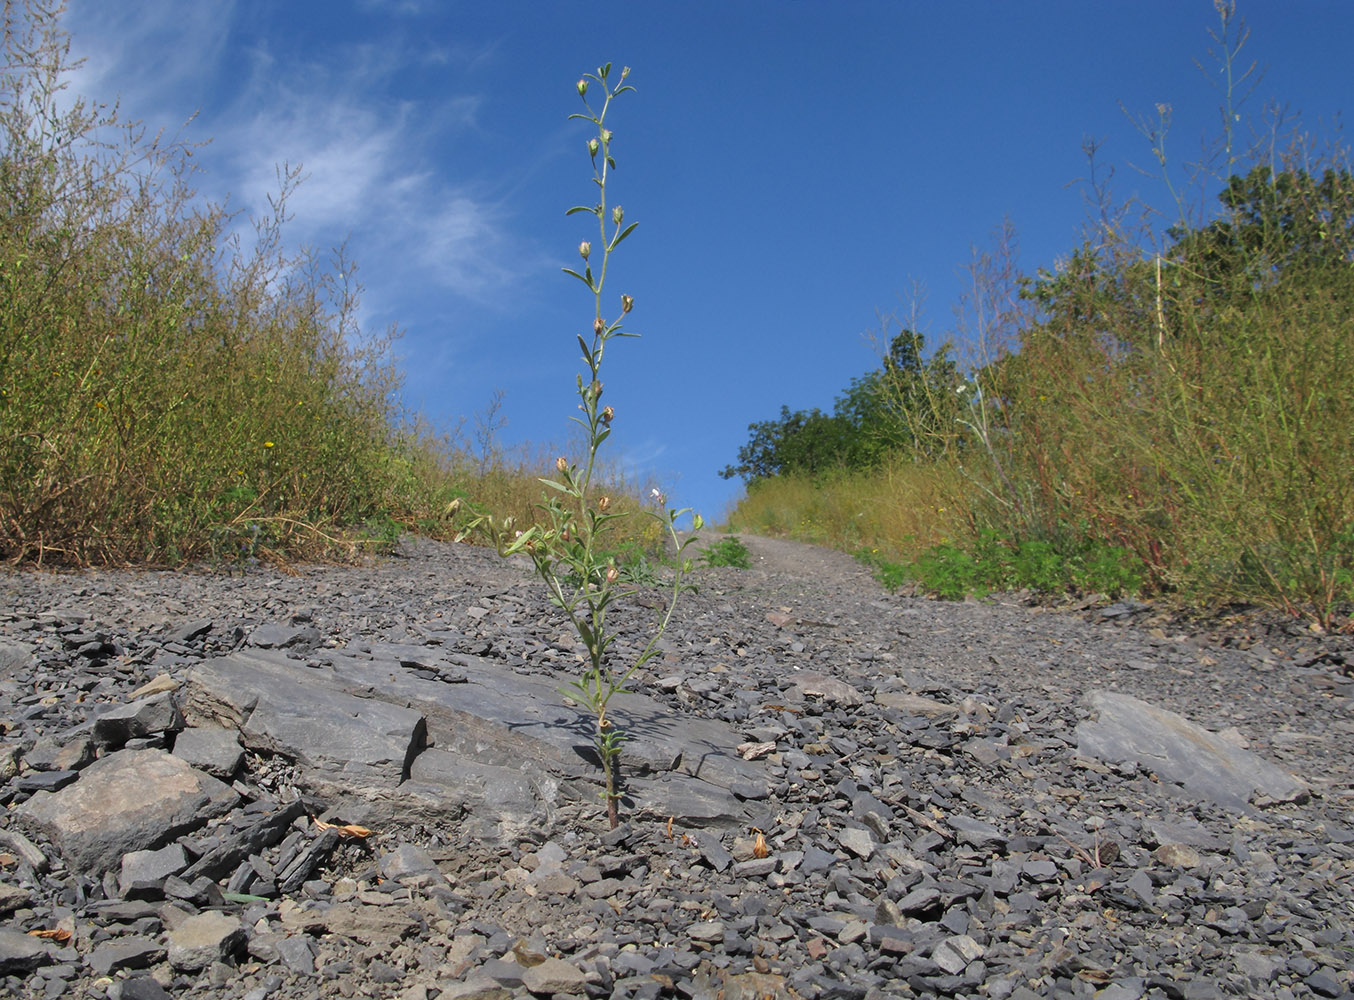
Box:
(62, 1), (1353, 523)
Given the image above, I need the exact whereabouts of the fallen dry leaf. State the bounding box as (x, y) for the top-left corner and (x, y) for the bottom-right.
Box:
(752, 832), (769, 859)
(28, 928), (71, 942)
(314, 819), (373, 839)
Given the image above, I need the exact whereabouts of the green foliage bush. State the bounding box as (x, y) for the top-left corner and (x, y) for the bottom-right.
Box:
(720, 329), (963, 483)
(701, 535), (751, 569)
(881, 530), (1142, 600)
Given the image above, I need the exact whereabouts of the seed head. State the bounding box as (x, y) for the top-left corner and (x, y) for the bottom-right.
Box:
(578, 241), (591, 260)
(612, 205), (623, 226)
(576, 79), (588, 98)
(605, 566), (619, 584)
(598, 496), (611, 512)
(556, 456), (569, 474)
(601, 129), (612, 145)
(588, 137), (600, 158)
(594, 316), (605, 336)
(600, 405), (614, 425)
(620, 294), (633, 314)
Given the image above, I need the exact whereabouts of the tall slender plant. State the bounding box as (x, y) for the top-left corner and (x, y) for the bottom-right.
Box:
(457, 63), (701, 828)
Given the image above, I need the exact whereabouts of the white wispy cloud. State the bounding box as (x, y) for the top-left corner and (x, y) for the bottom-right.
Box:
(59, 0), (531, 307)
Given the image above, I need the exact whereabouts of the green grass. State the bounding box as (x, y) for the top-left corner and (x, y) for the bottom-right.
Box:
(701, 535), (751, 569)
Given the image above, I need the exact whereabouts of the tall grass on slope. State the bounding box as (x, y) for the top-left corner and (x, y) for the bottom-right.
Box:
(0, 2), (437, 565)
(726, 458), (966, 564)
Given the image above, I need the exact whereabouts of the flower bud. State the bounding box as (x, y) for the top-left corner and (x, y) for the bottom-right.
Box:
(576, 79), (588, 98)
(612, 205), (623, 226)
(578, 241), (590, 260)
(556, 456), (569, 473)
(600, 405), (614, 425)
(601, 129), (612, 145)
(593, 317), (605, 336)
(605, 566), (619, 584)
(588, 137), (599, 158)
(620, 294), (633, 314)
(590, 379), (603, 399)
(598, 496), (611, 512)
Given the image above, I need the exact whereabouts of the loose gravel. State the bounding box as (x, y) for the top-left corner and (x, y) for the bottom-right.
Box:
(1, 533), (1352, 1000)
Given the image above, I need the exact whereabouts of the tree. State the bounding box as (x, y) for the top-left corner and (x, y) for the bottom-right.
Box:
(719, 330), (964, 484)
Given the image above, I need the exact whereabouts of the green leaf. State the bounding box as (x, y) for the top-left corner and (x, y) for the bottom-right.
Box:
(606, 156), (617, 171)
(566, 205), (598, 216)
(538, 477), (572, 493)
(595, 428), (610, 447)
(609, 221), (638, 250)
(561, 267), (595, 290)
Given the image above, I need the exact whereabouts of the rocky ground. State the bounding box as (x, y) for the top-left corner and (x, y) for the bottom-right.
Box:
(1, 534), (1352, 1000)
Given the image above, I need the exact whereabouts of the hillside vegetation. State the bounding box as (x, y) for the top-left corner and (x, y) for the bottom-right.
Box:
(0, 2), (653, 568)
(727, 7), (1353, 624)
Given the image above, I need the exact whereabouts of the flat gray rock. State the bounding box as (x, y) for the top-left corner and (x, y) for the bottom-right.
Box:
(14, 749), (238, 873)
(184, 650), (427, 784)
(0, 926), (51, 974)
(0, 640), (35, 678)
(180, 645), (765, 835)
(92, 690), (184, 748)
(171, 726), (244, 778)
(1076, 690), (1309, 811)
(875, 691), (960, 716)
(787, 671), (864, 706)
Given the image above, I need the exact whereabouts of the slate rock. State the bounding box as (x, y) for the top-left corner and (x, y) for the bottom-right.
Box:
(519, 956), (586, 995)
(788, 672), (864, 706)
(248, 623), (322, 650)
(93, 691), (184, 748)
(948, 814), (1006, 849)
(439, 979), (511, 1000)
(164, 619), (213, 644)
(87, 936), (163, 975)
(119, 976), (173, 1000)
(119, 842), (190, 897)
(379, 842), (440, 882)
(0, 640), (35, 677)
(933, 934), (985, 974)
(171, 726), (244, 778)
(408, 751), (556, 843)
(875, 691), (960, 716)
(14, 748), (238, 873)
(0, 881), (31, 915)
(629, 772), (749, 829)
(184, 649), (427, 786)
(0, 926), (52, 974)
(1076, 691), (1309, 810)
(167, 910), (246, 970)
